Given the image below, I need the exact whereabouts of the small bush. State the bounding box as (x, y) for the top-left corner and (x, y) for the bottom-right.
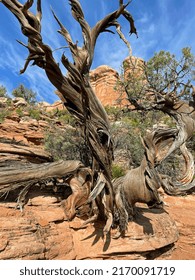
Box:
(16, 108), (24, 118)
(44, 126), (91, 166)
(12, 84), (37, 104)
(112, 164), (126, 178)
(0, 108), (11, 122)
(28, 108), (41, 120)
(47, 108), (75, 125)
(0, 85), (8, 98)
(111, 121), (144, 168)
(105, 105), (122, 121)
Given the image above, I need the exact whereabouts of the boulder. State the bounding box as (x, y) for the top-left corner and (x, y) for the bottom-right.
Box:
(13, 97), (27, 107)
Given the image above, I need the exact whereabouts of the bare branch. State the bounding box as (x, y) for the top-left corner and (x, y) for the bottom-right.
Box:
(51, 8), (75, 49)
(122, 8), (137, 36)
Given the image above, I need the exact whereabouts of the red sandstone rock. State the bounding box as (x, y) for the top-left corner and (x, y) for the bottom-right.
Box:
(90, 65), (128, 107)
(0, 192), (179, 260)
(38, 100), (65, 112)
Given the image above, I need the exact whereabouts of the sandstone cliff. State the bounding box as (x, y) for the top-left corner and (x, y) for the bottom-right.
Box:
(90, 65), (129, 107)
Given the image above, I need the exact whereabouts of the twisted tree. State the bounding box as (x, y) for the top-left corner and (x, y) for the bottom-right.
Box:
(112, 58), (195, 234)
(117, 52), (195, 196)
(0, 0), (137, 235)
(2, 1), (194, 240)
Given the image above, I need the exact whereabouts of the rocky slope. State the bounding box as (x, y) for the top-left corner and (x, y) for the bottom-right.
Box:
(0, 76), (194, 259)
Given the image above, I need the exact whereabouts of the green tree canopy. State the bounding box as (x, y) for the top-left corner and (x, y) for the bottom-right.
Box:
(0, 85), (8, 98)
(121, 47), (195, 108)
(12, 84), (37, 104)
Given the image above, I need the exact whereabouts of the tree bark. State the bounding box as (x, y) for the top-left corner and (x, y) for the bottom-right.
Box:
(0, 160), (83, 193)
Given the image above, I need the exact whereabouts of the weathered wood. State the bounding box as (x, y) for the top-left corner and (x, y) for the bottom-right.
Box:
(0, 160), (83, 193)
(141, 124), (195, 195)
(112, 107), (195, 236)
(0, 142), (51, 162)
(0, 0), (136, 180)
(144, 100), (195, 195)
(113, 147), (163, 237)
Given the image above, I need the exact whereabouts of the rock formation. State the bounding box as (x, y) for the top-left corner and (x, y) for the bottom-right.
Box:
(90, 65), (128, 107)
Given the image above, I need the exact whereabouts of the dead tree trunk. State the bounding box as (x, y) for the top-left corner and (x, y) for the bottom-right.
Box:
(142, 124), (195, 195)
(124, 73), (195, 196)
(151, 98), (195, 194)
(148, 99), (195, 192)
(0, 160), (83, 193)
(112, 105), (195, 236)
(0, 0), (137, 234)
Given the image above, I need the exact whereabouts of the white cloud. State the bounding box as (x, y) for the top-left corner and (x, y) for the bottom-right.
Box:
(23, 67), (57, 103)
(93, 33), (131, 72)
(165, 16), (195, 56)
(0, 35), (57, 103)
(0, 36), (25, 72)
(137, 12), (150, 24)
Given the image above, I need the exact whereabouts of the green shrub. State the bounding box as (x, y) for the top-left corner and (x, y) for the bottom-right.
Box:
(44, 126), (91, 166)
(0, 108), (10, 122)
(58, 112), (75, 125)
(105, 106), (121, 115)
(112, 164), (126, 178)
(0, 85), (8, 98)
(12, 84), (37, 104)
(28, 108), (41, 120)
(6, 98), (12, 106)
(16, 108), (24, 118)
(111, 121), (144, 168)
(47, 108), (75, 125)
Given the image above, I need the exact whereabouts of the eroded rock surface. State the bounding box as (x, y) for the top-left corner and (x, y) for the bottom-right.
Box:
(0, 189), (179, 260)
(90, 65), (128, 107)
(162, 194), (195, 260)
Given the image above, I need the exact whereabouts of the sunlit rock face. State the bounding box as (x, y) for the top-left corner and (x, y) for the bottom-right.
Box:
(89, 57), (145, 107)
(90, 65), (128, 107)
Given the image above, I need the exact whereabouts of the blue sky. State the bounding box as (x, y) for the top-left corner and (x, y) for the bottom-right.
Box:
(0, 0), (195, 103)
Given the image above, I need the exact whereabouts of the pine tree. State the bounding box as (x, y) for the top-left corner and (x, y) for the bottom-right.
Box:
(12, 84), (37, 104)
